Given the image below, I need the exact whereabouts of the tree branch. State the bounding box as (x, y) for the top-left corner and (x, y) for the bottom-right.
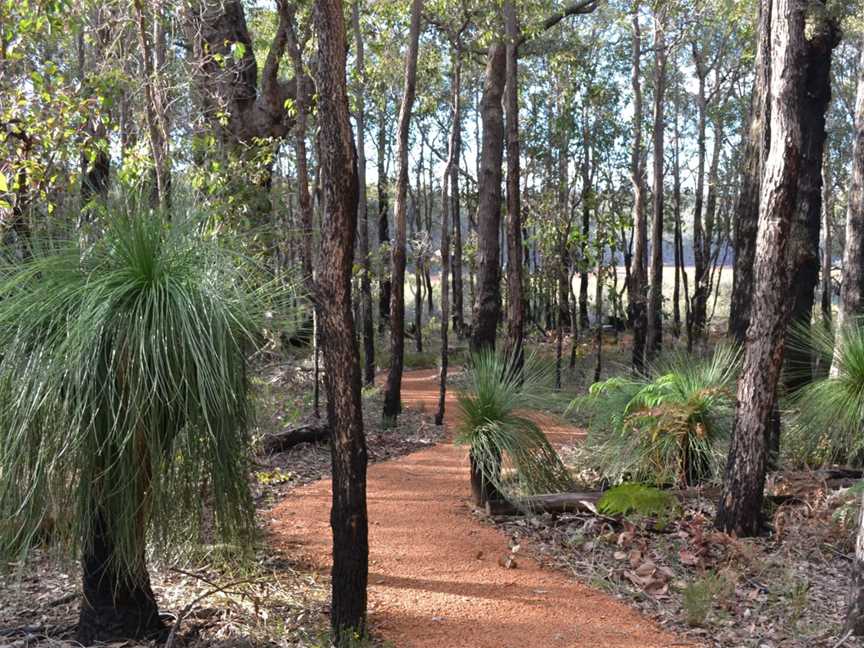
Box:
(519, 0), (601, 46)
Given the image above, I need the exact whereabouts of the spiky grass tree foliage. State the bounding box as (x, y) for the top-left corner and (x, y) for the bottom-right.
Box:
(455, 350), (573, 506)
(571, 345), (741, 487)
(0, 211), (287, 644)
(788, 322), (864, 467)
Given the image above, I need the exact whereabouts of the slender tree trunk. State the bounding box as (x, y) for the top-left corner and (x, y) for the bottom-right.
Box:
(692, 51), (709, 343)
(504, 1), (524, 370)
(133, 0), (170, 211)
(451, 100), (465, 336)
(377, 106), (391, 333)
(628, 2), (648, 373)
(313, 0), (368, 639)
(672, 88), (683, 341)
(594, 240), (603, 384)
(579, 105), (591, 331)
(382, 0), (422, 422)
(646, 8), (667, 363)
(470, 42), (506, 354)
(821, 158), (833, 327)
(352, 0), (375, 385)
(715, 0), (804, 537)
(729, 2), (772, 343)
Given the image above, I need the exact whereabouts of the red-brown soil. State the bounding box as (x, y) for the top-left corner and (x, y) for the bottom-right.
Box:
(270, 368), (689, 647)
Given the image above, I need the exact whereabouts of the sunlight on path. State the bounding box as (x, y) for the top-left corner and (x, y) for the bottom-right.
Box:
(269, 368), (691, 648)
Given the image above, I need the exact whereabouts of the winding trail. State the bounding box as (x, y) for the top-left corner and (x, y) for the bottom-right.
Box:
(270, 368), (686, 647)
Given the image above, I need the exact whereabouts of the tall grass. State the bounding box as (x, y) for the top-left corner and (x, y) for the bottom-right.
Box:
(570, 345), (741, 487)
(788, 322), (864, 467)
(455, 350), (573, 501)
(0, 206), (293, 578)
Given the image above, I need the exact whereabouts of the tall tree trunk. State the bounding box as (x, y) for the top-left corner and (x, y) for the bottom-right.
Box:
(312, 0), (368, 639)
(784, 8), (838, 394)
(715, 0), (804, 537)
(133, 0), (170, 211)
(436, 49), (460, 426)
(843, 36), (864, 640)
(504, 1), (524, 370)
(470, 42), (506, 354)
(352, 0), (375, 386)
(579, 104), (591, 331)
(645, 7), (667, 363)
(821, 158), (833, 327)
(628, 2), (648, 373)
(729, 1), (772, 343)
(691, 49), (709, 343)
(377, 106), (391, 332)
(672, 86), (683, 341)
(451, 101), (465, 337)
(382, 0), (422, 422)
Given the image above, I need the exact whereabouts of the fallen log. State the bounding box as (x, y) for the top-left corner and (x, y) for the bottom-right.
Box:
(263, 422), (329, 453)
(485, 492), (603, 516)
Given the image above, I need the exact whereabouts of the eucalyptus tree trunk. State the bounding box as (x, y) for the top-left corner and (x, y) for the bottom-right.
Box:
(843, 37), (864, 641)
(470, 42), (506, 354)
(352, 0), (375, 385)
(451, 77), (465, 337)
(729, 1), (772, 343)
(436, 49), (460, 427)
(628, 1), (648, 373)
(837, 43), (864, 334)
(504, 1), (524, 371)
(312, 0), (368, 638)
(821, 160), (833, 328)
(672, 85), (683, 340)
(377, 106), (391, 333)
(715, 0), (804, 538)
(645, 8), (667, 363)
(691, 44), (709, 344)
(784, 7), (838, 393)
(133, 0), (170, 211)
(579, 103), (591, 331)
(382, 0), (422, 423)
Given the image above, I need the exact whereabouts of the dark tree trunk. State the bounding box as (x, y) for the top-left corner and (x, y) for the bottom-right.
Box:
(77, 512), (163, 645)
(672, 89), (683, 340)
(691, 48), (709, 344)
(628, 2), (648, 373)
(579, 105), (591, 332)
(377, 107), (391, 332)
(729, 1), (772, 344)
(352, 0), (375, 386)
(470, 43), (506, 354)
(784, 9), (838, 393)
(313, 0), (369, 639)
(715, 0), (804, 537)
(382, 0), (422, 422)
(821, 161), (833, 328)
(645, 8), (667, 363)
(451, 116), (465, 336)
(504, 1), (524, 370)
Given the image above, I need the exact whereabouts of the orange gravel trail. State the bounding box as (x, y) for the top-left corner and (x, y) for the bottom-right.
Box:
(270, 368), (687, 648)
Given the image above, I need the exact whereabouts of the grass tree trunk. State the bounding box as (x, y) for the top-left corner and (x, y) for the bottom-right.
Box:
(352, 0), (375, 386)
(715, 0), (804, 537)
(645, 7), (667, 364)
(469, 42), (506, 354)
(729, 1), (772, 343)
(313, 0), (369, 639)
(382, 0), (422, 423)
(628, 1), (648, 374)
(504, 0), (524, 372)
(77, 512), (163, 644)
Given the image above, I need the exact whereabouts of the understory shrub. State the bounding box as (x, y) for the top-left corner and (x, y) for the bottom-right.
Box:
(570, 345), (741, 487)
(455, 350), (573, 502)
(789, 321), (864, 467)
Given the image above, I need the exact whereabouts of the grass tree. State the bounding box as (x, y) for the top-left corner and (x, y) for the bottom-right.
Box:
(0, 210), (287, 644)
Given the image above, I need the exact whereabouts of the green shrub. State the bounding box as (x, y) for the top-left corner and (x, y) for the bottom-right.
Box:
(455, 350), (573, 502)
(597, 483), (680, 525)
(571, 345), (740, 487)
(788, 321), (864, 467)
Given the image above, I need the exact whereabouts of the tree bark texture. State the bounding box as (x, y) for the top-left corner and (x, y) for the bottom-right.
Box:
(715, 0), (804, 537)
(383, 0), (422, 421)
(312, 0), (369, 638)
(470, 43), (506, 354)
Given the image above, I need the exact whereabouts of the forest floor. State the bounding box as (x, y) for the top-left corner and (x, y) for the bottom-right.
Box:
(269, 367), (686, 648)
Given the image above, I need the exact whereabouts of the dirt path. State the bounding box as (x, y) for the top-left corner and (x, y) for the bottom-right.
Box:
(270, 369), (686, 647)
